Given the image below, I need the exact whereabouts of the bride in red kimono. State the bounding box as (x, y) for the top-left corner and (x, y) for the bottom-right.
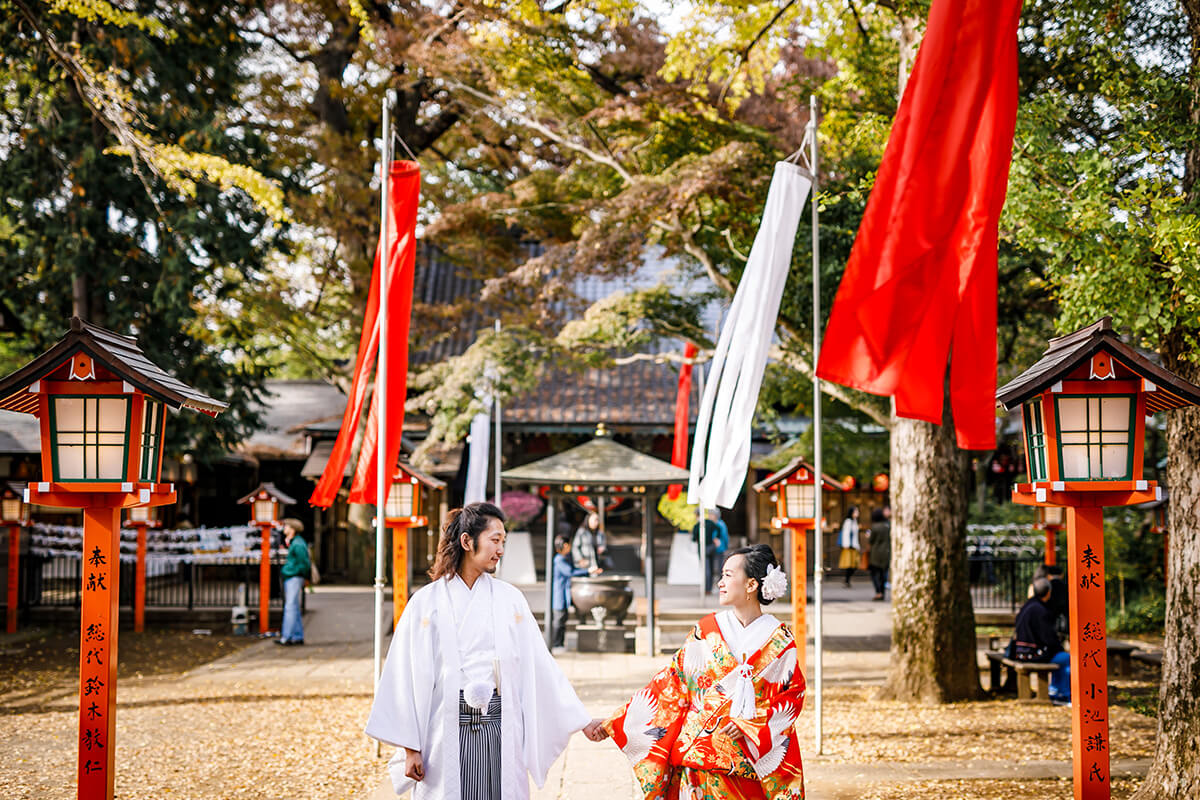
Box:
(591, 544), (805, 799)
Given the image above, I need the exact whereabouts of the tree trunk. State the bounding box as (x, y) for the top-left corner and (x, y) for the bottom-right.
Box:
(878, 403), (980, 702)
(1131, 345), (1200, 798)
(1131, 4), (1200, 795)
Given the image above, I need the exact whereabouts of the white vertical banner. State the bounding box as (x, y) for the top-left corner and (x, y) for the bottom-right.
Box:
(688, 162), (813, 509)
(464, 406), (491, 504)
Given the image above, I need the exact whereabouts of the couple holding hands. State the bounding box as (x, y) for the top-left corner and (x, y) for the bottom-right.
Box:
(365, 501), (806, 800)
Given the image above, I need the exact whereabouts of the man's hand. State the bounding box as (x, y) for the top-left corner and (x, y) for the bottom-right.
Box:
(403, 748), (425, 781)
(719, 721), (746, 741)
(583, 719), (610, 741)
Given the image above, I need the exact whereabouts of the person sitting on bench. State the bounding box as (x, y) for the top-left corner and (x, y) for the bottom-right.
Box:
(1006, 577), (1071, 705)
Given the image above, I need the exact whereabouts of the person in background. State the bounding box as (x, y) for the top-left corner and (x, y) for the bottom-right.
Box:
(837, 505), (861, 588)
(572, 513), (609, 571)
(692, 508), (729, 594)
(551, 535), (592, 653)
(867, 507), (891, 601)
(1006, 576), (1071, 705)
(277, 518), (310, 646)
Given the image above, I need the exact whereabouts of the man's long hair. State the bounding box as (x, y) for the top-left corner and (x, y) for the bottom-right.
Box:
(428, 502), (506, 581)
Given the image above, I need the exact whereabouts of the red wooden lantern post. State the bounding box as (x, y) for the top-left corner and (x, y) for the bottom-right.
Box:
(123, 505), (159, 633)
(753, 458), (842, 676)
(383, 462), (443, 628)
(1035, 505), (1066, 566)
(3, 482), (29, 634)
(237, 483), (295, 635)
(0, 317), (226, 800)
(998, 318), (1200, 800)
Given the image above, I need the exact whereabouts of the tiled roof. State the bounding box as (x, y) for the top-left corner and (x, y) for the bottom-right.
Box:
(241, 380), (349, 457)
(505, 357), (700, 430)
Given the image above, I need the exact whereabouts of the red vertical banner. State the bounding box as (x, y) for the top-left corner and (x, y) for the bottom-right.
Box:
(312, 161), (421, 509)
(6, 524), (17, 634)
(78, 506), (120, 800)
(259, 524), (272, 635)
(134, 524), (147, 633)
(667, 342), (698, 501)
(1045, 530), (1057, 567)
(392, 525), (408, 629)
(348, 162), (422, 505)
(1067, 506), (1110, 800)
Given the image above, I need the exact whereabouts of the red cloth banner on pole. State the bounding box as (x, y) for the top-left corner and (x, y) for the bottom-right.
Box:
(310, 161), (421, 508)
(668, 342), (699, 500)
(815, 0), (1023, 450)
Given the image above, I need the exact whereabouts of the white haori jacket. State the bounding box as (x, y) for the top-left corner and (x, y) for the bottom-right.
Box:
(365, 573), (591, 798)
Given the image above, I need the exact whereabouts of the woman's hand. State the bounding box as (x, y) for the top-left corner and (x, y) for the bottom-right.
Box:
(583, 719), (610, 741)
(403, 748), (425, 781)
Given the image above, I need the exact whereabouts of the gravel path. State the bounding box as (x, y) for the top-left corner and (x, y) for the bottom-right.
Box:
(1, 585), (1162, 800)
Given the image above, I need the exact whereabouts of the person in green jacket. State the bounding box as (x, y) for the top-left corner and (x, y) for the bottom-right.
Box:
(278, 518), (310, 646)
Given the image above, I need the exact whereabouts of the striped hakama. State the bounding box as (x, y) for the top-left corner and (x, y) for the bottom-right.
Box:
(459, 691), (502, 800)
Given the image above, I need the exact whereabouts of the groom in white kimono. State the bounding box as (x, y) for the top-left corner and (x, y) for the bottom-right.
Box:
(366, 501), (603, 799)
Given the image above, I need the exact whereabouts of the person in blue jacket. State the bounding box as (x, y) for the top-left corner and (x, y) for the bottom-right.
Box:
(551, 535), (592, 652)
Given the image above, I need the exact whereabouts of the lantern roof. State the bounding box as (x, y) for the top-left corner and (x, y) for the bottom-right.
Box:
(751, 457), (843, 493)
(3, 481), (25, 498)
(236, 482), (297, 505)
(0, 317), (228, 417)
(396, 460), (446, 490)
(996, 317), (1200, 413)
(501, 436), (689, 487)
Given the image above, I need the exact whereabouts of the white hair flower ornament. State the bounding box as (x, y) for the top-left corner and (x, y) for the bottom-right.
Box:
(761, 564), (788, 601)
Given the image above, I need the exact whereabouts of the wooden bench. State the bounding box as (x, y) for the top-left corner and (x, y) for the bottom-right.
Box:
(984, 651), (1013, 694)
(986, 652), (1059, 703)
(1107, 641), (1138, 677)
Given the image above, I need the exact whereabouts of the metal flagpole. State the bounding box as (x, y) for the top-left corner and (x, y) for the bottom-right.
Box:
(373, 93), (393, 726)
(494, 319), (502, 504)
(808, 94), (825, 755)
(694, 363), (706, 603)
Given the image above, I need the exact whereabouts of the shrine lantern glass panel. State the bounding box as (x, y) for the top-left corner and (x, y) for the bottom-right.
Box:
(1055, 395), (1135, 480)
(50, 395), (131, 482)
(139, 400), (165, 482)
(784, 483), (815, 519)
(1, 495), (22, 523)
(253, 499), (276, 523)
(1023, 401), (1048, 482)
(386, 481), (414, 519)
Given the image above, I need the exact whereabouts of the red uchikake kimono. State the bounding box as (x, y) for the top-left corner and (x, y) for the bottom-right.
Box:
(603, 613), (806, 799)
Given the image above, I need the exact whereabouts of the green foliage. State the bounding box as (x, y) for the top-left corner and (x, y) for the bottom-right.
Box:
(657, 492), (698, 531)
(1109, 594), (1165, 636)
(1005, 0), (1200, 357)
(0, 0), (289, 461)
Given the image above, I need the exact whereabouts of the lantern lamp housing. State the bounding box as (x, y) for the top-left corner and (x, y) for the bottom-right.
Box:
(386, 480), (415, 520)
(1036, 506), (1066, 528)
(127, 504), (154, 525)
(997, 317), (1200, 508)
(753, 457), (844, 528)
(0, 318), (226, 510)
(1, 483), (27, 524)
(236, 482), (297, 525)
(384, 462), (444, 526)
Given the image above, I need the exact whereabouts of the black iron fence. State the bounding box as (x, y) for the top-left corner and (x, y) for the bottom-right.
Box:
(968, 555), (1044, 612)
(21, 554), (286, 611)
